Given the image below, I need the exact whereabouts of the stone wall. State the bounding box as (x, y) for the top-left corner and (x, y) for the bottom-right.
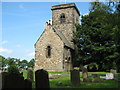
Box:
(34, 25), (64, 71)
(63, 47), (73, 71)
(52, 3), (80, 46)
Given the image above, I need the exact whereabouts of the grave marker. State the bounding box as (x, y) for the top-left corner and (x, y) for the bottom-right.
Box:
(70, 69), (80, 86)
(35, 69), (50, 89)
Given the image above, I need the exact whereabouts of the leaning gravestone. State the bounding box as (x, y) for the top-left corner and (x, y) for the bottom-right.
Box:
(82, 66), (88, 78)
(35, 69), (50, 89)
(70, 69), (80, 86)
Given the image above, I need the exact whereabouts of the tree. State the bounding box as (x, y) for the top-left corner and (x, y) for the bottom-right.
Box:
(7, 57), (16, 66)
(8, 65), (20, 74)
(73, 1), (118, 71)
(28, 58), (35, 68)
(113, 2), (120, 72)
(20, 60), (28, 68)
(0, 55), (7, 69)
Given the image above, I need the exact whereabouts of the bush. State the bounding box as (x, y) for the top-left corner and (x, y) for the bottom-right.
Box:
(27, 69), (33, 82)
(8, 65), (19, 74)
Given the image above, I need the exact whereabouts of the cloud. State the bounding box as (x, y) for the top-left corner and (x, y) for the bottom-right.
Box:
(0, 41), (8, 45)
(0, 47), (13, 53)
(26, 52), (35, 57)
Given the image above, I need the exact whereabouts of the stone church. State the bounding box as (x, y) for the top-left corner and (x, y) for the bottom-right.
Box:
(34, 3), (80, 71)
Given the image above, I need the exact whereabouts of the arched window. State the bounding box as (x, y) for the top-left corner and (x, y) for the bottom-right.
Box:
(46, 46), (51, 58)
(60, 13), (65, 23)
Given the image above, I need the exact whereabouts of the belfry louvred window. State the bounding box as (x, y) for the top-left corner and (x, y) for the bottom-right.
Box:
(60, 13), (65, 23)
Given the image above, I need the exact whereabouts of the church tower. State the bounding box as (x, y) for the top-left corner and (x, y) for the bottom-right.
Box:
(51, 3), (80, 46)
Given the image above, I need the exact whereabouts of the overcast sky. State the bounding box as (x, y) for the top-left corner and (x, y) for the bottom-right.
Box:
(1, 2), (90, 61)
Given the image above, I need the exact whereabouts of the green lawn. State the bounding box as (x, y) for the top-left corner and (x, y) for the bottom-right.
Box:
(49, 76), (119, 88)
(20, 70), (120, 88)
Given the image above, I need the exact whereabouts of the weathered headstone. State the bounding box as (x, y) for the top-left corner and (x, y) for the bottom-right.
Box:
(27, 69), (34, 82)
(82, 66), (88, 78)
(110, 69), (117, 73)
(70, 69), (80, 86)
(35, 69), (50, 89)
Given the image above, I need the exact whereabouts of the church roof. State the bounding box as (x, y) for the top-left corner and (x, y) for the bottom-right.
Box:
(53, 28), (74, 49)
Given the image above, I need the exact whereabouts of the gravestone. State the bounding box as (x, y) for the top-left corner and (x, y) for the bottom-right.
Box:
(2, 72), (8, 88)
(70, 69), (80, 86)
(2, 72), (25, 88)
(110, 69), (117, 73)
(24, 79), (32, 89)
(35, 69), (50, 89)
(27, 69), (34, 82)
(106, 73), (114, 79)
(82, 66), (88, 78)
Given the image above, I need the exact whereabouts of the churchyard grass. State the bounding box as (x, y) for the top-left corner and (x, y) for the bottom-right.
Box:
(50, 77), (119, 88)
(20, 70), (120, 88)
(20, 70), (27, 79)
(49, 72), (63, 74)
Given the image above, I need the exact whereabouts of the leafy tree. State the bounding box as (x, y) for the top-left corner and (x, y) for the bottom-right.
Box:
(7, 57), (16, 66)
(14, 58), (21, 68)
(20, 60), (28, 68)
(28, 58), (35, 68)
(73, 1), (119, 71)
(8, 65), (20, 74)
(0, 55), (7, 69)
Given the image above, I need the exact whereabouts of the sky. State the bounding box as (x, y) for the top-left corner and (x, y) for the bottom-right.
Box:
(1, 2), (90, 61)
